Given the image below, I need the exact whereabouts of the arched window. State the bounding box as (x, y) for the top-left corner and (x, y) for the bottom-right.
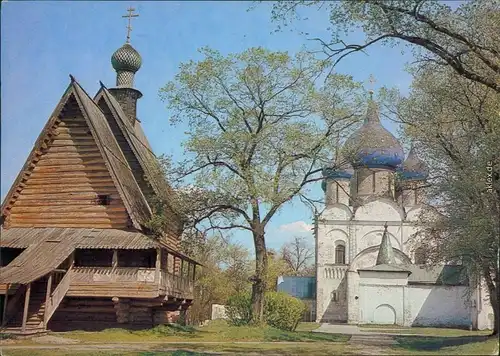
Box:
(414, 247), (426, 264)
(335, 245), (346, 265)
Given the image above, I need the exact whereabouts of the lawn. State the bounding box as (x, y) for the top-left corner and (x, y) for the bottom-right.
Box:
(1, 322), (497, 356)
(359, 325), (492, 337)
(52, 320), (347, 343)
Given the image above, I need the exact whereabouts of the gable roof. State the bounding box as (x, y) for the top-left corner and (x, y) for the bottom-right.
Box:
(1, 76), (152, 230)
(94, 85), (181, 215)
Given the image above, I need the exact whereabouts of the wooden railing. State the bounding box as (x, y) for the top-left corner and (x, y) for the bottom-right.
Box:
(160, 270), (194, 298)
(44, 266), (73, 326)
(71, 267), (155, 283)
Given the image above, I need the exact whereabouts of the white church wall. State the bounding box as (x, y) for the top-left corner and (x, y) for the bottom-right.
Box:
(473, 281), (495, 330)
(359, 284), (405, 325)
(354, 200), (404, 222)
(321, 204), (352, 221)
(408, 285), (471, 327)
(350, 247), (411, 271)
(357, 229), (401, 253)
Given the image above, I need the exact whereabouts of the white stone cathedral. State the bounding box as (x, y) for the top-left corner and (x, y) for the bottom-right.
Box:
(314, 97), (493, 329)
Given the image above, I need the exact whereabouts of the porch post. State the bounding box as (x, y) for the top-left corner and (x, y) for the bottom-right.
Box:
(43, 273), (53, 327)
(192, 265), (196, 282)
(155, 248), (161, 284)
(69, 251), (75, 267)
(112, 250), (118, 269)
(22, 283), (31, 332)
(1, 283), (9, 326)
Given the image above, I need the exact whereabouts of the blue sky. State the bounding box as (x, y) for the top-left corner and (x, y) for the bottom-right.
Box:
(1, 1), (415, 252)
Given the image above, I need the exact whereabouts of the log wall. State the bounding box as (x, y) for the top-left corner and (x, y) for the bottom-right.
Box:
(6, 95), (131, 229)
(48, 297), (182, 331)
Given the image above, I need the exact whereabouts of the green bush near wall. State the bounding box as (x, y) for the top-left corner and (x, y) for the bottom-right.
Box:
(226, 291), (306, 331)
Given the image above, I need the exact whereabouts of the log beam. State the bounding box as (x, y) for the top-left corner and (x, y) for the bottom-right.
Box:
(22, 283), (31, 332)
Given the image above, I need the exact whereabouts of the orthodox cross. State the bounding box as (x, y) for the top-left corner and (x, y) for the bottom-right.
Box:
(122, 7), (139, 44)
(368, 74), (376, 99)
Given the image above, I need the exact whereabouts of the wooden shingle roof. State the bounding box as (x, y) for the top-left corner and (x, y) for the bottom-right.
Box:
(1, 76), (152, 230)
(94, 86), (181, 215)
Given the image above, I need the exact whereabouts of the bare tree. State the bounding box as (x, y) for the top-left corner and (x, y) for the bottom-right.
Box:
(281, 236), (315, 276)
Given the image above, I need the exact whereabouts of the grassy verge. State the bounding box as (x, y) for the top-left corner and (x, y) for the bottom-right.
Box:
(360, 327), (491, 337)
(393, 335), (498, 355)
(51, 320), (347, 343)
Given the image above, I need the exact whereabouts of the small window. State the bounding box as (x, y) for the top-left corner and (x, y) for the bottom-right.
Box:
(331, 291), (338, 302)
(96, 194), (111, 205)
(335, 245), (346, 265)
(414, 247), (426, 264)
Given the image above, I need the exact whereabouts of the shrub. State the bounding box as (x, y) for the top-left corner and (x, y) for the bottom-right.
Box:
(225, 292), (252, 326)
(264, 291), (306, 331)
(226, 291), (306, 331)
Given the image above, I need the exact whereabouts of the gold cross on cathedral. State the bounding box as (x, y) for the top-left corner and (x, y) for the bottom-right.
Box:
(368, 74), (376, 99)
(123, 7), (139, 44)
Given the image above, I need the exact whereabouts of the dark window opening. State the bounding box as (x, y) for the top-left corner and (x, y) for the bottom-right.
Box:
(75, 249), (113, 267)
(414, 247), (427, 265)
(117, 249), (155, 268)
(96, 194), (111, 205)
(0, 247), (25, 267)
(335, 245), (346, 265)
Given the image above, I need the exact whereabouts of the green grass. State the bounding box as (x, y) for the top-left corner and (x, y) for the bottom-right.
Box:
(393, 335), (498, 355)
(360, 326), (491, 337)
(295, 322), (320, 332)
(52, 320), (347, 343)
(2, 322), (497, 356)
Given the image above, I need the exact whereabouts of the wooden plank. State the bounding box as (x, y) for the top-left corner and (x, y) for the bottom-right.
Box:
(52, 134), (95, 141)
(45, 146), (101, 154)
(36, 158), (106, 166)
(50, 140), (99, 147)
(9, 212), (128, 219)
(20, 186), (117, 194)
(8, 222), (129, 229)
(11, 199), (124, 207)
(10, 205), (126, 213)
(8, 217), (125, 224)
(28, 171), (112, 179)
(16, 192), (121, 200)
(39, 152), (104, 159)
(26, 177), (115, 185)
(33, 165), (109, 173)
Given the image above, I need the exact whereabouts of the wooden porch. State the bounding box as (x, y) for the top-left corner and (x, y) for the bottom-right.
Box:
(0, 246), (197, 335)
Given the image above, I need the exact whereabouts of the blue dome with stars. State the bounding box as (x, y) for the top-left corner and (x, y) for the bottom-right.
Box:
(344, 98), (404, 170)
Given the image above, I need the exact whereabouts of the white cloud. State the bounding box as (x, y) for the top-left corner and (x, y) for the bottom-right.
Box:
(278, 221), (313, 233)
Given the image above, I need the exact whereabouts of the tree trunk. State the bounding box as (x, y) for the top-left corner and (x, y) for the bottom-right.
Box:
(483, 269), (499, 336)
(251, 229), (268, 325)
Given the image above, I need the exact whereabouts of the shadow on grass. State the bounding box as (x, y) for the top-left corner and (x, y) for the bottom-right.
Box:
(139, 351), (217, 356)
(395, 334), (492, 351)
(263, 330), (350, 342)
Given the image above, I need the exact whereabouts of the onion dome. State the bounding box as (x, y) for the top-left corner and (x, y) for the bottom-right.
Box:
(344, 98), (404, 170)
(112, 43), (142, 72)
(111, 43), (142, 87)
(321, 155), (353, 191)
(400, 145), (429, 180)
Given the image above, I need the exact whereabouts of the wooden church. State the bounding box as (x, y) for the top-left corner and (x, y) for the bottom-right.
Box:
(0, 10), (199, 334)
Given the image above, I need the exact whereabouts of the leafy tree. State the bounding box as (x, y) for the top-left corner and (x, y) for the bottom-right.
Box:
(181, 232), (252, 324)
(265, 249), (294, 291)
(280, 236), (315, 276)
(385, 64), (500, 335)
(160, 47), (361, 323)
(270, 0), (500, 92)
